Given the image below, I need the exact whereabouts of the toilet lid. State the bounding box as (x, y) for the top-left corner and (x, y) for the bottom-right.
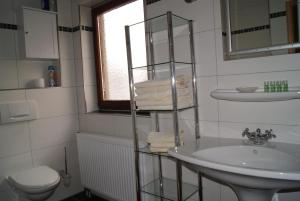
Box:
(9, 166), (60, 189)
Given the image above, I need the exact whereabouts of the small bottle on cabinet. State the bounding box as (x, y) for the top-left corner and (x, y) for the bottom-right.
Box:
(48, 65), (56, 87)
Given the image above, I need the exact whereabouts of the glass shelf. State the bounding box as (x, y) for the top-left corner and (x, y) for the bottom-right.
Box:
(211, 88), (300, 102)
(138, 146), (170, 157)
(129, 13), (189, 33)
(142, 177), (198, 201)
(135, 105), (196, 112)
(132, 62), (193, 71)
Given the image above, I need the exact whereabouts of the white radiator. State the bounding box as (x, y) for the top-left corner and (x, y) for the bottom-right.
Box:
(76, 133), (139, 201)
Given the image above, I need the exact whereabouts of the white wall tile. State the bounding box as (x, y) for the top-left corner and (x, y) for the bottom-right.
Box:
(60, 59), (77, 87)
(112, 115), (133, 139)
(195, 30), (217, 77)
(0, 122), (30, 158)
(29, 115), (78, 150)
(80, 6), (92, 26)
(0, 89), (25, 102)
(0, 152), (32, 181)
(57, 0), (73, 27)
(73, 32), (82, 60)
(13, 0), (42, 10)
(17, 60), (52, 88)
(81, 31), (94, 59)
(82, 58), (96, 85)
(146, 0), (214, 33)
(0, 0), (15, 24)
(71, 0), (80, 26)
(84, 85), (98, 112)
(213, 0), (222, 29)
(59, 31), (74, 59)
(79, 113), (114, 135)
(76, 86), (86, 114)
(0, 60), (18, 89)
(198, 76), (218, 121)
(0, 30), (16, 59)
(200, 121), (219, 137)
(26, 87), (78, 118)
(74, 59), (84, 86)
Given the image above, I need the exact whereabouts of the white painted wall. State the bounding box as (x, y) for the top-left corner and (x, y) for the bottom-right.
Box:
(0, 0), (83, 200)
(75, 0), (300, 200)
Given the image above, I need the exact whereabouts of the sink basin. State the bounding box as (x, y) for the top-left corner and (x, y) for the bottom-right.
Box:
(168, 137), (300, 201)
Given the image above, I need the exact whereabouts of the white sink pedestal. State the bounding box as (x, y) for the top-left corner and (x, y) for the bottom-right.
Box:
(232, 186), (276, 201)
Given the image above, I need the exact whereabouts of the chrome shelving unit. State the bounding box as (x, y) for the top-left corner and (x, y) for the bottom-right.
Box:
(125, 12), (202, 201)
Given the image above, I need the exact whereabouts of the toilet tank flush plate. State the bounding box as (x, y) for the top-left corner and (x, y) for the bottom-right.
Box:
(0, 100), (38, 124)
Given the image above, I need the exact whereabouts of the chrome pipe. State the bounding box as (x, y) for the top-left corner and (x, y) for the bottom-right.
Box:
(198, 173), (203, 200)
(167, 11), (182, 201)
(166, 12), (180, 147)
(158, 155), (164, 200)
(125, 25), (141, 201)
(188, 20), (200, 139)
(148, 22), (160, 132)
(176, 160), (183, 201)
(225, 0), (233, 52)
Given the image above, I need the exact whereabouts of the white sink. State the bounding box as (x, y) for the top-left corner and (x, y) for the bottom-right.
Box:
(168, 137), (300, 201)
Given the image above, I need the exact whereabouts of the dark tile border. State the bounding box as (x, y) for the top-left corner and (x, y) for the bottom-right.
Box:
(58, 26), (73, 32)
(0, 23), (18, 30)
(222, 24), (270, 36)
(58, 25), (94, 33)
(146, 0), (161, 5)
(270, 11), (286, 19)
(81, 25), (94, 32)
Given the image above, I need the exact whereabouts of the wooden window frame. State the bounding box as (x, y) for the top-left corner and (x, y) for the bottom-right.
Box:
(92, 0), (136, 111)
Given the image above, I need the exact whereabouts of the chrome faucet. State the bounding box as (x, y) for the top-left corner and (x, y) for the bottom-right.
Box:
(242, 128), (276, 145)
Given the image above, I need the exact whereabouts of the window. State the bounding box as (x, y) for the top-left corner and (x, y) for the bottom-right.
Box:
(92, 0), (146, 111)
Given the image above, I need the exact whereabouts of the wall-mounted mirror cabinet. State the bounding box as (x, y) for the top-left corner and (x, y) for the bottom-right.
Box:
(221, 0), (300, 60)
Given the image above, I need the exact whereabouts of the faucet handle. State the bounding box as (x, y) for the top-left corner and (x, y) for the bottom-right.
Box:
(242, 128), (249, 137)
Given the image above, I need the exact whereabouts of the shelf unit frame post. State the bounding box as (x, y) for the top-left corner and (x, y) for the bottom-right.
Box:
(166, 11), (183, 201)
(125, 25), (141, 201)
(188, 19), (203, 201)
(147, 20), (165, 200)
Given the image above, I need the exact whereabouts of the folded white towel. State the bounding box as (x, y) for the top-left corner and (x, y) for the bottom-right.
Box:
(135, 88), (190, 101)
(134, 75), (190, 89)
(150, 142), (175, 148)
(135, 85), (189, 96)
(136, 95), (192, 107)
(150, 147), (170, 153)
(147, 131), (183, 143)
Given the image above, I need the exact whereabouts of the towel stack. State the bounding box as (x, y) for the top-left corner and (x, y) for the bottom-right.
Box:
(134, 75), (193, 110)
(147, 131), (183, 153)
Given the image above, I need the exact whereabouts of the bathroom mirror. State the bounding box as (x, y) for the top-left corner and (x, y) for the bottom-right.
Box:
(221, 0), (300, 60)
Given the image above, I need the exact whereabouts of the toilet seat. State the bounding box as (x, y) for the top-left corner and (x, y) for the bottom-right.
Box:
(8, 166), (60, 191)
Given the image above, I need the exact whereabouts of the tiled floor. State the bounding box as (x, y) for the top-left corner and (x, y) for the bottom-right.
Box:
(61, 191), (108, 201)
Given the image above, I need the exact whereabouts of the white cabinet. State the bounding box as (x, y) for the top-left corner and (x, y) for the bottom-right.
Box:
(19, 7), (59, 59)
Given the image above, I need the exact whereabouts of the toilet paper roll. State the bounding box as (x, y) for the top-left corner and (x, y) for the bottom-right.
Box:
(33, 78), (45, 88)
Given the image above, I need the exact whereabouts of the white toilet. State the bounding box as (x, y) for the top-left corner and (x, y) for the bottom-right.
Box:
(7, 166), (60, 201)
